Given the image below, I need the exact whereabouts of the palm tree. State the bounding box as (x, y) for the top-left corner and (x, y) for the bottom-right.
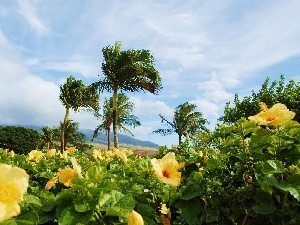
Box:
(59, 76), (99, 152)
(95, 41), (161, 149)
(92, 94), (141, 150)
(41, 126), (55, 149)
(153, 102), (209, 144)
(59, 120), (88, 150)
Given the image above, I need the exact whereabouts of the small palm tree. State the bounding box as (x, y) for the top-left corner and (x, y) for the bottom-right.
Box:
(153, 102), (209, 144)
(59, 76), (99, 152)
(41, 126), (55, 149)
(95, 41), (161, 149)
(59, 120), (87, 150)
(92, 94), (141, 150)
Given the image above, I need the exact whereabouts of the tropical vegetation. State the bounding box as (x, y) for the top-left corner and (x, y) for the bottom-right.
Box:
(1, 102), (300, 224)
(1, 40), (300, 225)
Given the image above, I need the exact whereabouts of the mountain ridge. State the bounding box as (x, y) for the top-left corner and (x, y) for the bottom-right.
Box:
(80, 129), (159, 148)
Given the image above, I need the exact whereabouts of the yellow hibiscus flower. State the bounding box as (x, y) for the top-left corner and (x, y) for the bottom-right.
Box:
(114, 149), (128, 162)
(28, 150), (44, 161)
(151, 152), (183, 187)
(46, 149), (57, 158)
(44, 176), (58, 190)
(70, 157), (82, 178)
(65, 146), (77, 154)
(0, 164), (29, 222)
(248, 102), (295, 126)
(126, 210), (144, 225)
(58, 168), (75, 187)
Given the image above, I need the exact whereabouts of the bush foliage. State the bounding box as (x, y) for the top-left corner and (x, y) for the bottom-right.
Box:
(0, 126), (41, 154)
(1, 103), (300, 224)
(220, 74), (300, 124)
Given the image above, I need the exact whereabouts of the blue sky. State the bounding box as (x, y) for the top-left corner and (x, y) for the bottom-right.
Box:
(1, 0), (300, 146)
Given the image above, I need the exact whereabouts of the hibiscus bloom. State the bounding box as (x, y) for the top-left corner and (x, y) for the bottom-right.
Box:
(58, 168), (75, 187)
(151, 152), (183, 187)
(248, 102), (295, 126)
(28, 150), (44, 161)
(114, 149), (128, 162)
(44, 176), (58, 190)
(46, 149), (57, 158)
(0, 164), (29, 222)
(126, 210), (144, 225)
(70, 157), (82, 177)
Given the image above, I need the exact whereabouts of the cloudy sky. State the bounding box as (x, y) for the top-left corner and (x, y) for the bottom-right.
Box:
(1, 0), (300, 146)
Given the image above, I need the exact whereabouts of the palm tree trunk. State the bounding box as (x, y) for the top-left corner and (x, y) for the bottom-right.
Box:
(61, 107), (69, 152)
(107, 127), (111, 151)
(112, 89), (119, 149)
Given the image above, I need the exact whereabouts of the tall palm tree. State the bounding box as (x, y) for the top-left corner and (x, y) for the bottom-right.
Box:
(95, 41), (161, 149)
(153, 102), (209, 144)
(59, 76), (99, 152)
(92, 94), (141, 150)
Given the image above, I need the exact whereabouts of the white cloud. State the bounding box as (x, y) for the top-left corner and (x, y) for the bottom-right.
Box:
(190, 99), (219, 120)
(41, 57), (99, 79)
(0, 30), (63, 126)
(17, 0), (49, 35)
(196, 74), (234, 103)
(130, 96), (174, 117)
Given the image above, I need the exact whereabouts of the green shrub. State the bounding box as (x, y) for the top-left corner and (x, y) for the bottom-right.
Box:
(0, 126), (41, 154)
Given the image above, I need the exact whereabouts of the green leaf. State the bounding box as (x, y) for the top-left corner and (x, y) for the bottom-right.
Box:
(55, 188), (77, 204)
(0, 211), (39, 225)
(135, 204), (156, 225)
(252, 190), (276, 214)
(0, 220), (17, 225)
(109, 190), (124, 206)
(22, 194), (42, 208)
(205, 205), (219, 223)
(261, 160), (284, 174)
(57, 206), (93, 225)
(39, 191), (55, 212)
(69, 177), (86, 186)
(275, 182), (300, 201)
(255, 172), (278, 195)
(86, 165), (106, 182)
(105, 194), (135, 217)
(37, 210), (56, 224)
(74, 196), (97, 212)
(176, 198), (203, 225)
(98, 192), (113, 208)
(206, 158), (222, 170)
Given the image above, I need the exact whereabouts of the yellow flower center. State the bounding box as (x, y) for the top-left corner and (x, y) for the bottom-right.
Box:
(0, 183), (14, 202)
